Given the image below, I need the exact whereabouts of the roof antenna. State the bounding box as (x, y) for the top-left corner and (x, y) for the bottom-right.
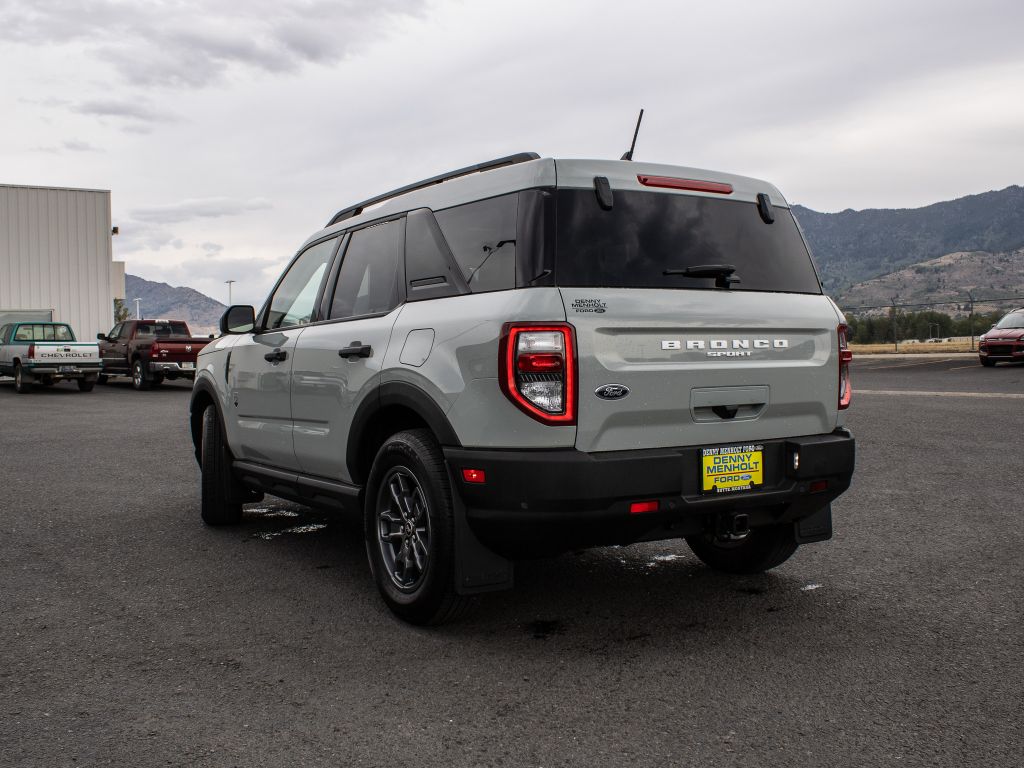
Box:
(620, 109), (644, 161)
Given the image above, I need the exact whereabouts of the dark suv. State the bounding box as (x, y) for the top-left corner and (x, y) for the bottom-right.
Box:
(979, 308), (1024, 366)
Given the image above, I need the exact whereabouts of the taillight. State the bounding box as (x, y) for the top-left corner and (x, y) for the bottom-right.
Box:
(637, 175), (733, 195)
(838, 324), (853, 410)
(27, 343), (35, 359)
(150, 342), (159, 357)
(500, 323), (576, 425)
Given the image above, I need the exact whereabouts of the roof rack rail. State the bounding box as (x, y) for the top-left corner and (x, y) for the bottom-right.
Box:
(326, 152), (540, 227)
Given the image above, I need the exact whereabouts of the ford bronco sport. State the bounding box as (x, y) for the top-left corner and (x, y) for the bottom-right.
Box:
(189, 153), (856, 624)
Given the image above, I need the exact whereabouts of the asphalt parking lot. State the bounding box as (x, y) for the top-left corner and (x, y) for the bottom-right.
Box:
(2, 360), (1022, 767)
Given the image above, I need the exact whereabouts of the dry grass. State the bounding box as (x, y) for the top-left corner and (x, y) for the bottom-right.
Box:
(850, 340), (976, 354)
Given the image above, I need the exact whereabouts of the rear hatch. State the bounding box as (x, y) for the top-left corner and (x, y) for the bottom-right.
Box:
(551, 161), (842, 453)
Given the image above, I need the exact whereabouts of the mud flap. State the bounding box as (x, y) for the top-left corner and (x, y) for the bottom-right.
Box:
(448, 469), (514, 595)
(795, 503), (833, 544)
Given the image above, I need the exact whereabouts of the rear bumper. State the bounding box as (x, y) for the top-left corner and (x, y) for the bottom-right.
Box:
(23, 363), (101, 378)
(149, 361), (196, 375)
(444, 429), (855, 555)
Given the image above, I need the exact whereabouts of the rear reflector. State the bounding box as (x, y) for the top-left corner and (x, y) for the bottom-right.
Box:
(637, 175), (733, 195)
(629, 500), (660, 515)
(809, 480), (829, 493)
(461, 468), (486, 484)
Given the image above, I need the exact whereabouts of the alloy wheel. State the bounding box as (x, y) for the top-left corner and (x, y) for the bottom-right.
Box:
(376, 467), (431, 591)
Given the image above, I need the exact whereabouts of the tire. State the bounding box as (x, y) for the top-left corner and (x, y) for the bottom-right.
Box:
(14, 363), (33, 394)
(200, 405), (243, 526)
(78, 378), (96, 392)
(686, 523), (799, 575)
(131, 359), (151, 391)
(980, 357), (995, 367)
(97, 373), (109, 384)
(364, 429), (471, 625)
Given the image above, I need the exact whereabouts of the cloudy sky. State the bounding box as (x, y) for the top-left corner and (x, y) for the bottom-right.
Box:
(2, 0), (1023, 306)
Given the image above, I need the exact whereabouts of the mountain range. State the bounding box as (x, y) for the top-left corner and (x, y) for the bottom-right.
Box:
(130, 185), (1024, 323)
(124, 274), (226, 335)
(792, 185), (1024, 305)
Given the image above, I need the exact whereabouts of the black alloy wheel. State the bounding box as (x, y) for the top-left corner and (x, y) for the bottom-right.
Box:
(364, 429), (471, 625)
(376, 467), (433, 591)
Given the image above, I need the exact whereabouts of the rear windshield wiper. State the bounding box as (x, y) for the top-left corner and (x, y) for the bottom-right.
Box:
(663, 264), (741, 289)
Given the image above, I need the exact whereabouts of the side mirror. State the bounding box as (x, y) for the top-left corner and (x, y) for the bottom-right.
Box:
(96, 333), (107, 341)
(220, 305), (256, 335)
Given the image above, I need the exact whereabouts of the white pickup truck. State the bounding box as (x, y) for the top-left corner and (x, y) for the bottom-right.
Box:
(0, 322), (102, 393)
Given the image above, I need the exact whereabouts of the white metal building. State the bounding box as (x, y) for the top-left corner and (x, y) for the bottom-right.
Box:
(0, 183), (124, 338)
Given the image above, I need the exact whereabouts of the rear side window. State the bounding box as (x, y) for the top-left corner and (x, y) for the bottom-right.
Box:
(329, 219), (403, 320)
(435, 194), (517, 293)
(404, 209), (465, 302)
(554, 189), (822, 294)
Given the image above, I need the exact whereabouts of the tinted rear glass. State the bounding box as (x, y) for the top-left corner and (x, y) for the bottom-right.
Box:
(136, 322), (190, 338)
(554, 189), (821, 294)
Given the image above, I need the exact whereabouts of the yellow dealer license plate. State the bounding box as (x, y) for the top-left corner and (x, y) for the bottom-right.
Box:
(701, 444), (764, 494)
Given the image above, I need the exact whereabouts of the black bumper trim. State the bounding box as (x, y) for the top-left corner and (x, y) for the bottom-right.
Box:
(444, 430), (855, 553)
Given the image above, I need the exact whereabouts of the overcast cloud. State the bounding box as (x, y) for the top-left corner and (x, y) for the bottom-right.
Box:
(2, 0), (1023, 306)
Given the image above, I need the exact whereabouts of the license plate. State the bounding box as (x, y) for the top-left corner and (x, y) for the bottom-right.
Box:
(701, 444), (764, 494)
(58, 365), (76, 373)
(181, 362), (195, 370)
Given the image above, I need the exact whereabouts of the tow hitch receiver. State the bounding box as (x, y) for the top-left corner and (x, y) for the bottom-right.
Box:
(717, 513), (750, 541)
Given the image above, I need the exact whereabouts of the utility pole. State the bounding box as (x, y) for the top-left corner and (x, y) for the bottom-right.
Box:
(967, 291), (975, 351)
(226, 280), (236, 305)
(133, 298), (141, 320)
(890, 296), (899, 352)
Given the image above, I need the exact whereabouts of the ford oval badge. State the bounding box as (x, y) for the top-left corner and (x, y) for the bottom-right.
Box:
(595, 384), (630, 400)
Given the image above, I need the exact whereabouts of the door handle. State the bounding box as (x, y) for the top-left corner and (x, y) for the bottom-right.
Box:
(338, 342), (372, 358)
(264, 348), (288, 363)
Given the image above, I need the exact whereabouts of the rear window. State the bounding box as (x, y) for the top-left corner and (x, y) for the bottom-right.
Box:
(137, 322), (190, 338)
(13, 324), (76, 341)
(554, 189), (821, 294)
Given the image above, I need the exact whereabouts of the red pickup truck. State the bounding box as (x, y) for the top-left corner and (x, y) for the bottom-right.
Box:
(97, 319), (212, 390)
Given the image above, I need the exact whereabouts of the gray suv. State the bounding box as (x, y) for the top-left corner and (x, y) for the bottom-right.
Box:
(190, 153), (856, 624)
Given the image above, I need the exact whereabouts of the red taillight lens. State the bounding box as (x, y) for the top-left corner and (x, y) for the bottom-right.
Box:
(838, 324), (853, 410)
(637, 175), (733, 195)
(517, 353), (564, 372)
(461, 468), (486, 484)
(500, 323), (577, 425)
(150, 342), (159, 357)
(27, 343), (35, 358)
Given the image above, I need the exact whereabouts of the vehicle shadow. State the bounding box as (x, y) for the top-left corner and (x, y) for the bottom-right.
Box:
(229, 498), (849, 648)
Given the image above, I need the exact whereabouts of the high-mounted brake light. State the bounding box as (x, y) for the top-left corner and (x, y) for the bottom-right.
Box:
(637, 175), (733, 195)
(500, 323), (577, 425)
(838, 324), (853, 410)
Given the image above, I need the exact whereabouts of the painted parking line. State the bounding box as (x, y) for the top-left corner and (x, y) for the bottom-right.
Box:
(860, 358), (958, 371)
(857, 389), (1024, 399)
(947, 364), (982, 371)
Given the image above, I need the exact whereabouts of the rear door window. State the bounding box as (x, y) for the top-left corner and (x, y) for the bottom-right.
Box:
(554, 189), (821, 294)
(434, 194), (517, 293)
(328, 219), (404, 320)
